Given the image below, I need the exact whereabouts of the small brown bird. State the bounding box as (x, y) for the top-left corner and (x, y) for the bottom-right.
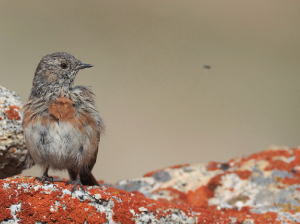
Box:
(22, 52), (104, 192)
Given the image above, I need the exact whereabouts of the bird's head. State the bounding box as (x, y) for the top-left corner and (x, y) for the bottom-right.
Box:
(30, 52), (93, 98)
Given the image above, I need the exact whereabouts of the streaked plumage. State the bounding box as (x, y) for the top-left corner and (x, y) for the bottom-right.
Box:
(22, 52), (103, 191)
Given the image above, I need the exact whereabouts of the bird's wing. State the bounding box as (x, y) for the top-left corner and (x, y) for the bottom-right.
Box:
(71, 86), (104, 182)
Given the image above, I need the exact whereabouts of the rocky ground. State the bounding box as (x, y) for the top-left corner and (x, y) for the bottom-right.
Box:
(1, 146), (300, 223)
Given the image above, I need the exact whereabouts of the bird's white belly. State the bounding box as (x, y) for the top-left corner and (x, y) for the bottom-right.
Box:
(24, 120), (89, 171)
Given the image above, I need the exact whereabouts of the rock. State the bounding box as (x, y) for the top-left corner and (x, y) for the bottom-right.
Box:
(114, 145), (300, 223)
(2, 146), (300, 223)
(0, 176), (198, 224)
(0, 85), (27, 179)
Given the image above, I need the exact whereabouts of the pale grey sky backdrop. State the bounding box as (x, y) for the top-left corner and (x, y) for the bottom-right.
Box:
(1, 1), (300, 183)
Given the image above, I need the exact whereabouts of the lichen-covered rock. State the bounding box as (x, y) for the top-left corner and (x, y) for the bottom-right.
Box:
(114, 145), (300, 223)
(0, 176), (198, 223)
(0, 85), (27, 179)
(2, 146), (300, 223)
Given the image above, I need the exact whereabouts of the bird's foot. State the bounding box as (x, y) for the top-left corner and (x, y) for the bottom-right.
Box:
(66, 177), (85, 193)
(35, 174), (54, 185)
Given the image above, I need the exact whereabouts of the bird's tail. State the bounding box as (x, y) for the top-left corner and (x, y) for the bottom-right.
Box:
(68, 169), (100, 186)
(81, 172), (100, 186)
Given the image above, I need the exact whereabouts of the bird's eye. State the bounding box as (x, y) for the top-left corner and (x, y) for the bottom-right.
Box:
(61, 63), (68, 69)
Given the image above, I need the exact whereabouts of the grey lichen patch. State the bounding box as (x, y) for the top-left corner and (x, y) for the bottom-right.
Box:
(272, 169), (294, 179)
(251, 168), (273, 186)
(152, 171), (171, 182)
(115, 179), (150, 192)
(0, 85), (27, 179)
(88, 198), (115, 222)
(133, 208), (197, 224)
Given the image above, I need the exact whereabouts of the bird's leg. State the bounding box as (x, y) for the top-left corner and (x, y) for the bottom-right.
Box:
(66, 172), (85, 193)
(35, 166), (54, 184)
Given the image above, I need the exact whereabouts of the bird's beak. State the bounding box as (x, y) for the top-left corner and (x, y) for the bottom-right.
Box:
(77, 62), (94, 70)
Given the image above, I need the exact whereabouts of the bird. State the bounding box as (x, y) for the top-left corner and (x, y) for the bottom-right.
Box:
(22, 52), (104, 192)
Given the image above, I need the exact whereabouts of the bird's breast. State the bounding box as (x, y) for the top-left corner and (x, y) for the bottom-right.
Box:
(48, 97), (76, 122)
(22, 96), (99, 170)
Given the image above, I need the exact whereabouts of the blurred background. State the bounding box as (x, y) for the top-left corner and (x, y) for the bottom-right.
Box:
(1, 1), (300, 183)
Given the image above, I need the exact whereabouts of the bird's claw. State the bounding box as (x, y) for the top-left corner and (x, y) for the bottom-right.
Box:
(35, 174), (54, 185)
(66, 177), (85, 193)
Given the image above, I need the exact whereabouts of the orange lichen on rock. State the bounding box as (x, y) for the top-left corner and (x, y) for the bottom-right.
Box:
(4, 147), (300, 223)
(0, 174), (284, 223)
(246, 149), (292, 161)
(234, 170), (252, 179)
(207, 161), (220, 171)
(0, 187), (14, 221)
(261, 149), (300, 174)
(5, 105), (21, 120)
(187, 186), (214, 207)
(0, 177), (108, 224)
(152, 187), (189, 204)
(265, 160), (291, 171)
